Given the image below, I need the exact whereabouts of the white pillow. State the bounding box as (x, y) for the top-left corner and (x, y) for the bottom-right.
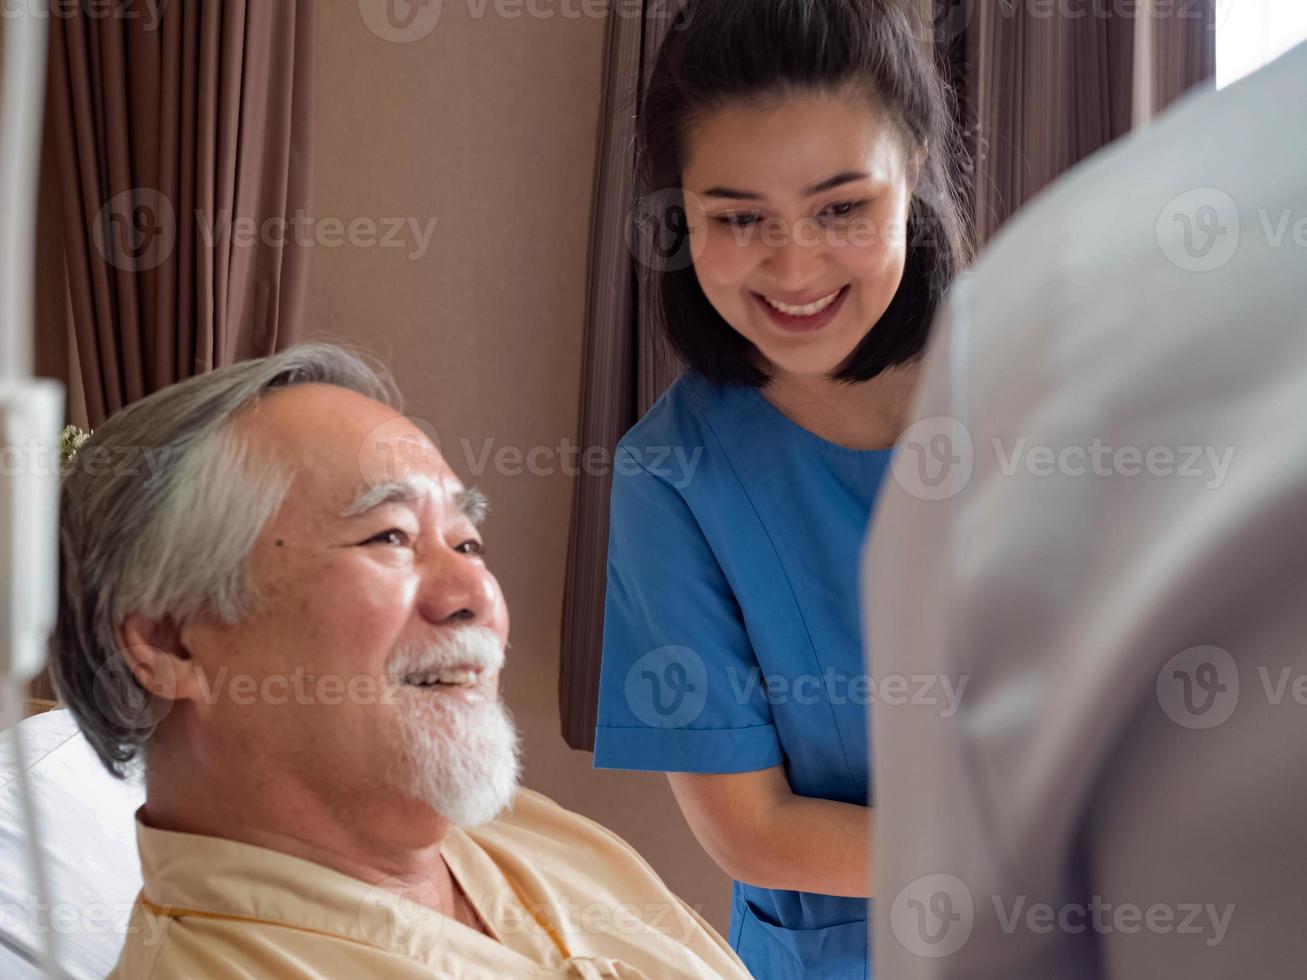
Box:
(0, 709), (144, 979)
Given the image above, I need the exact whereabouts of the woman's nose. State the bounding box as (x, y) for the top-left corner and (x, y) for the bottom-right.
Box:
(415, 549), (498, 627)
(764, 221), (826, 287)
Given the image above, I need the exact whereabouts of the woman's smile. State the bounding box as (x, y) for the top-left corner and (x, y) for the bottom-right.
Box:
(752, 283), (851, 333)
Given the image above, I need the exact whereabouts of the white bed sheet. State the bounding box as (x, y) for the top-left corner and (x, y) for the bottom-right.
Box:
(0, 709), (144, 979)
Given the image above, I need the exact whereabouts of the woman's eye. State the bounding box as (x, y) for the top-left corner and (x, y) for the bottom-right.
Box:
(820, 200), (867, 220)
(713, 212), (761, 228)
(365, 528), (411, 547)
(456, 539), (486, 557)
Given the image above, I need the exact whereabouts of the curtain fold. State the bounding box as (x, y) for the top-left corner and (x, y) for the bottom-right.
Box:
(947, 0), (1214, 244)
(960, 0), (1136, 242)
(559, 2), (680, 751)
(31, 0), (315, 704)
(48, 0), (316, 426)
(1149, 0), (1217, 115)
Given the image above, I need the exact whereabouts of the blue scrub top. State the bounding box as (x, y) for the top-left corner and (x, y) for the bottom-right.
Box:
(593, 371), (891, 980)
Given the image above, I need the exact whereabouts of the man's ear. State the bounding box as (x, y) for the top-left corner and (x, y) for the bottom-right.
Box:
(116, 614), (207, 706)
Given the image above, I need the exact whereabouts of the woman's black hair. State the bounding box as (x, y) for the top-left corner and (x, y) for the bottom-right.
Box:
(636, 0), (973, 387)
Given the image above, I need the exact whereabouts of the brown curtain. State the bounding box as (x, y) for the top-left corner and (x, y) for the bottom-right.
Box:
(948, 1), (1136, 243)
(48, 0), (317, 427)
(1148, 0), (1217, 115)
(558, 1), (682, 750)
(942, 0), (1215, 243)
(559, 0), (1215, 749)
(26, 0), (316, 709)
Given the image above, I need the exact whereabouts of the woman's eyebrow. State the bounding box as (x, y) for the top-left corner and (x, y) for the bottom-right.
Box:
(702, 170), (870, 201)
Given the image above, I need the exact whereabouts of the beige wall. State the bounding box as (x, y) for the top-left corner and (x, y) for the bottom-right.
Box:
(306, 2), (732, 932)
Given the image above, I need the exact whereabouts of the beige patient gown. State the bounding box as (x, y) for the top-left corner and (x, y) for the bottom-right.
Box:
(109, 788), (750, 979)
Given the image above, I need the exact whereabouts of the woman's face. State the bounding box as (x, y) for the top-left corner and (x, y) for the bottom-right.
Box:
(681, 91), (920, 381)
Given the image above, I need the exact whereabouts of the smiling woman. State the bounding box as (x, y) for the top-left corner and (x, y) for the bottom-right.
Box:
(590, 2), (973, 979)
(680, 93), (930, 398)
(637, 2), (970, 406)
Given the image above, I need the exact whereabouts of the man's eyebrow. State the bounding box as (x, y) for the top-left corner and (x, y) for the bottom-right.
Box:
(457, 487), (489, 528)
(341, 479), (489, 527)
(341, 479), (426, 519)
(702, 170), (871, 202)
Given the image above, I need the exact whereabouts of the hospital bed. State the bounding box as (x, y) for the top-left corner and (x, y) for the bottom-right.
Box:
(0, 709), (143, 979)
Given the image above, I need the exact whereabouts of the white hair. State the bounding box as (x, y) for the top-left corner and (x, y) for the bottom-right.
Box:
(52, 343), (401, 778)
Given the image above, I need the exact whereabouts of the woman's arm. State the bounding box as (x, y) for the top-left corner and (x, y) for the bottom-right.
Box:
(667, 767), (871, 898)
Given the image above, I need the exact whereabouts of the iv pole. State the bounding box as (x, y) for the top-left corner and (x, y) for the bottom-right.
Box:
(1, 0), (68, 976)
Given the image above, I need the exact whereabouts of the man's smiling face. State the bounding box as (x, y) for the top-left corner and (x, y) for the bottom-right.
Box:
(179, 383), (518, 830)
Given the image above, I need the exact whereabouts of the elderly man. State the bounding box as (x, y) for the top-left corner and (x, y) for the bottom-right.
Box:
(51, 344), (748, 979)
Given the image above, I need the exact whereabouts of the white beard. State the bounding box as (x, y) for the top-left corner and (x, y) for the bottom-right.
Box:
(384, 629), (522, 827)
